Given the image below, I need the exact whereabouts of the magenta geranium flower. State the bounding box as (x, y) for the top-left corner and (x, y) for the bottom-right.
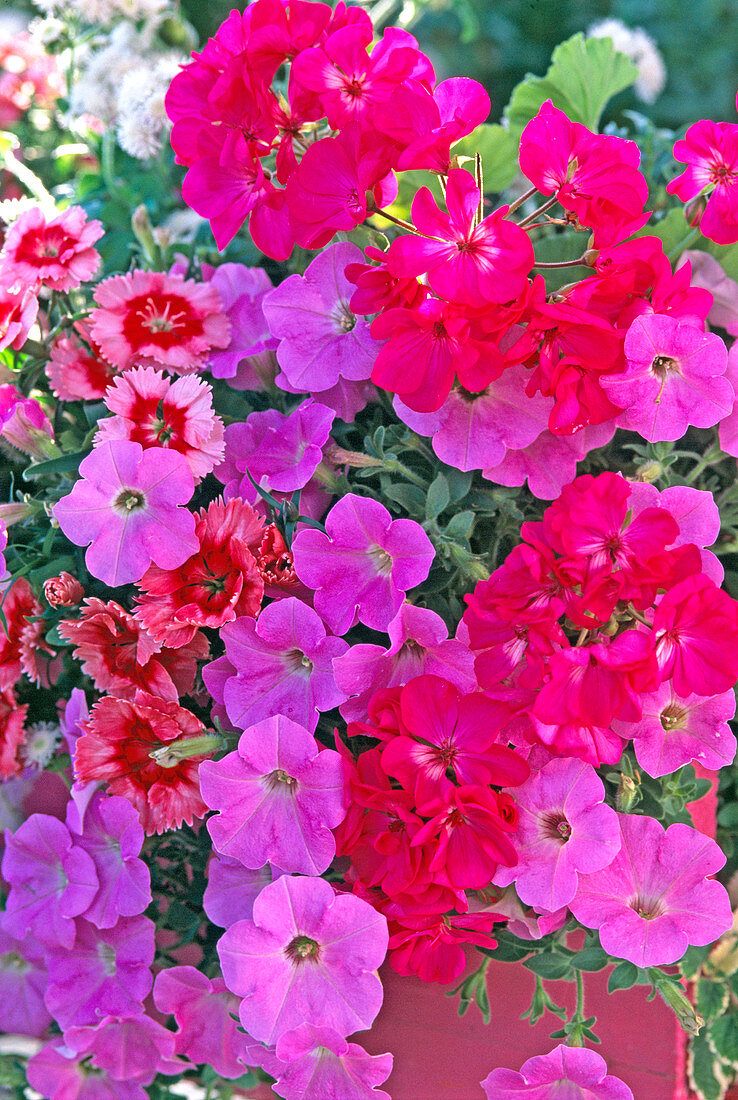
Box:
(265, 1024), (393, 1100)
(0, 928), (51, 1037)
(652, 574), (738, 697)
(492, 758), (621, 912)
(569, 813), (732, 967)
(263, 242), (382, 396)
(616, 682), (737, 778)
(601, 313), (732, 441)
(1, 813), (98, 949)
(65, 789), (152, 929)
(210, 598), (349, 733)
(200, 714), (345, 875)
(204, 854), (275, 929)
(387, 169), (533, 307)
(218, 874), (388, 1045)
(43, 915), (155, 1029)
(667, 119), (738, 244)
(53, 440), (198, 587)
(153, 966), (260, 1080)
(482, 1044), (634, 1100)
(333, 602), (476, 721)
(216, 400), (335, 495)
(292, 494), (435, 635)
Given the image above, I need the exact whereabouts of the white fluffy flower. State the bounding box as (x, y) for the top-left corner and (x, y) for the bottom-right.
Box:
(33, 0), (168, 23)
(588, 18), (666, 104)
(19, 721), (62, 769)
(115, 53), (183, 159)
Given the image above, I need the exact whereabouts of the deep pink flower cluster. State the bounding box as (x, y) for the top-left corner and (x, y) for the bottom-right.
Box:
(336, 673), (530, 983)
(165, 0), (489, 257)
(464, 471), (738, 770)
(667, 93), (738, 245)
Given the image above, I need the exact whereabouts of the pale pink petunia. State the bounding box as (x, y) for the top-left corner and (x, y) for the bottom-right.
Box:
(492, 757), (621, 912)
(0, 204), (102, 291)
(292, 493), (435, 635)
(27, 1041), (147, 1100)
(53, 440), (198, 588)
(602, 312), (733, 441)
(63, 1013), (185, 1083)
(482, 1044), (634, 1100)
(0, 927), (51, 1037)
(333, 602), (476, 721)
(615, 682), (736, 778)
(210, 597), (349, 733)
(679, 250), (738, 336)
(569, 813), (732, 967)
(94, 367), (225, 482)
(218, 873), (388, 1045)
(90, 268), (231, 373)
(200, 714), (346, 875)
(718, 340), (738, 458)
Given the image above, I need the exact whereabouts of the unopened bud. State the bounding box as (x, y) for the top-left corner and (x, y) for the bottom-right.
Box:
(43, 572), (85, 608)
(685, 195), (707, 227)
(150, 732), (226, 767)
(616, 772), (640, 812)
(635, 460), (664, 483)
(132, 205), (159, 265)
(582, 248), (600, 267)
(652, 974), (704, 1036)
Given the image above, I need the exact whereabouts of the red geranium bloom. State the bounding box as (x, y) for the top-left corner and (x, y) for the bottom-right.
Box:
(388, 911), (505, 984)
(653, 574), (738, 697)
(0, 686), (27, 778)
(135, 497), (265, 649)
(90, 269), (231, 374)
(75, 691), (211, 835)
(58, 598), (208, 702)
(0, 577), (39, 690)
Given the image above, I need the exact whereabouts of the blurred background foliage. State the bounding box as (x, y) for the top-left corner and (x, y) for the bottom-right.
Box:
(180, 0), (738, 130)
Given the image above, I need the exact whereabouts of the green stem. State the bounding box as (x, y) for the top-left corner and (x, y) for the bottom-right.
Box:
(371, 207), (418, 234)
(506, 184), (538, 215)
(666, 224), (701, 263)
(568, 970), (587, 1047)
(533, 256), (588, 270)
(518, 195), (558, 227)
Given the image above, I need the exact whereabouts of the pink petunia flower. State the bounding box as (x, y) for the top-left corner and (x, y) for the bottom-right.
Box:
(263, 1024), (393, 1100)
(492, 757), (621, 912)
(482, 421), (616, 500)
(63, 1013), (185, 1084)
(204, 854), (275, 929)
(200, 714), (346, 875)
(292, 493), (435, 635)
(216, 400), (335, 495)
(27, 1041), (148, 1100)
(53, 440), (198, 588)
(387, 169), (533, 307)
(153, 966), (260, 1080)
(0, 927), (51, 1037)
(207, 598), (348, 733)
(1, 813), (98, 948)
(333, 602), (476, 721)
(0, 205), (102, 291)
(208, 262), (278, 387)
(616, 682), (737, 778)
(94, 367), (225, 482)
(218, 873), (388, 1045)
(89, 269), (231, 373)
(482, 1044), (634, 1100)
(601, 312), (732, 441)
(43, 915), (155, 1029)
(569, 813), (732, 967)
(65, 789), (152, 929)
(667, 119), (738, 244)
(263, 243), (382, 397)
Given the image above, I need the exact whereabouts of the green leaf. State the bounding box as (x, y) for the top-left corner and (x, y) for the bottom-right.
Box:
(22, 450), (91, 481)
(504, 33), (637, 138)
(608, 961), (639, 993)
(444, 511), (475, 541)
(689, 1032), (730, 1100)
(708, 1014), (738, 1067)
(572, 947), (609, 972)
(696, 979), (730, 1022)
(681, 945), (713, 980)
(523, 953), (573, 980)
(453, 124), (519, 192)
(635, 207), (691, 256)
(426, 474), (450, 521)
(382, 482), (426, 516)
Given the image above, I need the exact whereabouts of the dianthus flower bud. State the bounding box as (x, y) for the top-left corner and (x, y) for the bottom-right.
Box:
(43, 571), (85, 608)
